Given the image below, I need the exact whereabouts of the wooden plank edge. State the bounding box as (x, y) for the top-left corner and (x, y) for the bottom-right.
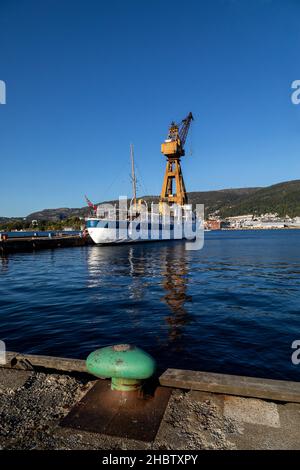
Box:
(159, 368), (300, 404)
(1, 351), (88, 374)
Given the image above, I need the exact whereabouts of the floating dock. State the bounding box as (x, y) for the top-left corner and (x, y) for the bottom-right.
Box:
(1, 351), (300, 450)
(0, 235), (93, 254)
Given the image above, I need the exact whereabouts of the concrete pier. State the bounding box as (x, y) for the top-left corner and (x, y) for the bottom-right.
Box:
(1, 351), (300, 450)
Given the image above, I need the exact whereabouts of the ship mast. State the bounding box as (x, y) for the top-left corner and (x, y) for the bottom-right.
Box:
(130, 143), (137, 209)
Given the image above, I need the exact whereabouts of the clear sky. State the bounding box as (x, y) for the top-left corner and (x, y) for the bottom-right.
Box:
(0, 0), (300, 217)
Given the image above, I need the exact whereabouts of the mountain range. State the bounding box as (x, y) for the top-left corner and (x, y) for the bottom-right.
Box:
(1, 179), (300, 222)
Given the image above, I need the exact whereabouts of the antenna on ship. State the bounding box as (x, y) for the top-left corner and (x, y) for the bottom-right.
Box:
(130, 143), (137, 210)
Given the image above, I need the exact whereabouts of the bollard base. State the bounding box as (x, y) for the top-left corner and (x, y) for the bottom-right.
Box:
(61, 379), (172, 442)
(111, 377), (142, 392)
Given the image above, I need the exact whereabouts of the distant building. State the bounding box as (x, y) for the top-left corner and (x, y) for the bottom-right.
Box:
(205, 219), (221, 230)
(287, 217), (300, 228)
(243, 220), (285, 229)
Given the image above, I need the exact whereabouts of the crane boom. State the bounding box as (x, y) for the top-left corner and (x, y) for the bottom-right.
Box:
(179, 112), (194, 148)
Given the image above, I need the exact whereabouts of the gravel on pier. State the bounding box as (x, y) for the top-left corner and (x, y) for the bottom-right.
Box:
(0, 369), (238, 450)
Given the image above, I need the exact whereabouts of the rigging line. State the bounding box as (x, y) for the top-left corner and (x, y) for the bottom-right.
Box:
(134, 160), (149, 196)
(99, 158), (131, 202)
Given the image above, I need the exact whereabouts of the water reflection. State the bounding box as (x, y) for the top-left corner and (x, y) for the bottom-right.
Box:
(2, 231), (300, 380)
(1, 256), (9, 272)
(160, 244), (192, 345)
(86, 242), (192, 349)
(128, 247), (146, 301)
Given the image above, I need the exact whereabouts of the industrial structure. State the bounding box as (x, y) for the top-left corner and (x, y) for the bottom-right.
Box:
(85, 112), (198, 244)
(159, 112), (194, 212)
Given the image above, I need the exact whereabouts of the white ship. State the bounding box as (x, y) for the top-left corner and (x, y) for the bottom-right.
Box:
(85, 113), (202, 245)
(86, 204), (198, 245)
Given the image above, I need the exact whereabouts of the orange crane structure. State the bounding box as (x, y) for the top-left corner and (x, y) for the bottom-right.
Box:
(159, 112), (194, 213)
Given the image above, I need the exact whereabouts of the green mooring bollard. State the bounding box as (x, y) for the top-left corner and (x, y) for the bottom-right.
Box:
(86, 344), (156, 392)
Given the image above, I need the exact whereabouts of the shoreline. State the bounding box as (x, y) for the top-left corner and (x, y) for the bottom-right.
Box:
(221, 226), (300, 230)
(1, 228), (299, 255)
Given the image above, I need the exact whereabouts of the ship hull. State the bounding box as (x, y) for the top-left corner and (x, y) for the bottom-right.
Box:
(86, 218), (197, 245)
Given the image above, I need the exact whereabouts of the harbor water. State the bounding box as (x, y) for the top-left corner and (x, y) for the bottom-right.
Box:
(0, 230), (300, 380)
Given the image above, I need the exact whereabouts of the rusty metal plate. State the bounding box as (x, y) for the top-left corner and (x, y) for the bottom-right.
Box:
(61, 380), (172, 442)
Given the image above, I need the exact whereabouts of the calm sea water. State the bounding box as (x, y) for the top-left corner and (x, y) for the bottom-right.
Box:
(1, 230), (300, 380)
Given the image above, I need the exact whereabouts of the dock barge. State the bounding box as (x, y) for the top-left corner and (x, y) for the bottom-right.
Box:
(0, 234), (93, 254)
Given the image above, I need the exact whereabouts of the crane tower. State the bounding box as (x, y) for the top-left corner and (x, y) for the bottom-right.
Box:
(159, 112), (194, 212)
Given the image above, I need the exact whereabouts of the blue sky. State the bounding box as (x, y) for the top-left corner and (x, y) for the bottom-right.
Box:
(0, 0), (300, 217)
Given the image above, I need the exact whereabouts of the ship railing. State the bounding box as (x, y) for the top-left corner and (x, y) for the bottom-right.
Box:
(89, 208), (197, 223)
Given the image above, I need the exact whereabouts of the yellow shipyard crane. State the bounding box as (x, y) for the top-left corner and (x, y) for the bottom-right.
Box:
(159, 112), (194, 213)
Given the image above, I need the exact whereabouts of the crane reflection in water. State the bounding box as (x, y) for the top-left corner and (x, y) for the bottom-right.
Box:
(160, 243), (192, 347)
(86, 242), (192, 351)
